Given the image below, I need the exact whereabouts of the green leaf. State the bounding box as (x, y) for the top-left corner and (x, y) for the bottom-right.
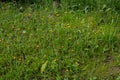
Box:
(41, 60), (48, 73)
(82, 65), (88, 71)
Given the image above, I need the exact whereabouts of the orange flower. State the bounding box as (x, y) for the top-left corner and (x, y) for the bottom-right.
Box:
(73, 26), (77, 29)
(61, 46), (64, 48)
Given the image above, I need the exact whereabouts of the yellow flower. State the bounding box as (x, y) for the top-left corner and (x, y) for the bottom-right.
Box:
(68, 25), (70, 28)
(13, 56), (17, 60)
(75, 62), (79, 66)
(56, 13), (60, 17)
(18, 58), (22, 61)
(73, 26), (77, 29)
(49, 30), (54, 33)
(68, 37), (72, 40)
(0, 39), (2, 42)
(67, 24), (70, 28)
(36, 45), (41, 48)
(66, 69), (69, 72)
(61, 46), (64, 48)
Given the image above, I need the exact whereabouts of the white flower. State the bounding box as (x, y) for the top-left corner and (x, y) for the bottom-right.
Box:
(22, 30), (26, 34)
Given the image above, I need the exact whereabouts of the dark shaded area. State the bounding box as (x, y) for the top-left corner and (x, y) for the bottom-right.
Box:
(0, 0), (119, 12)
(0, 0), (42, 4)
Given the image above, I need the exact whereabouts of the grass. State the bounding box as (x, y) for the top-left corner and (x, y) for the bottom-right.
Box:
(0, 2), (120, 80)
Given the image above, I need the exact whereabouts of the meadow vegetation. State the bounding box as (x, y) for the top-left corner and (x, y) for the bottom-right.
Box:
(0, 0), (120, 80)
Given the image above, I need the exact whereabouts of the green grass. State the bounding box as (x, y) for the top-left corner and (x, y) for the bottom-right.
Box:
(0, 2), (120, 80)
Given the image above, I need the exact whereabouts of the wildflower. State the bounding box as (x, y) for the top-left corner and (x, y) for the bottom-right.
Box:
(74, 61), (79, 66)
(56, 13), (60, 17)
(0, 39), (2, 42)
(73, 26), (77, 29)
(49, 29), (54, 33)
(13, 56), (17, 60)
(68, 25), (70, 28)
(18, 58), (22, 61)
(66, 69), (69, 72)
(19, 6), (24, 12)
(36, 45), (40, 48)
(61, 46), (64, 48)
(22, 30), (26, 34)
(68, 37), (72, 40)
(67, 24), (70, 28)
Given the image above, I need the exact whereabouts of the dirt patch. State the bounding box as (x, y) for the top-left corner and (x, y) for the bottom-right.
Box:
(108, 66), (120, 76)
